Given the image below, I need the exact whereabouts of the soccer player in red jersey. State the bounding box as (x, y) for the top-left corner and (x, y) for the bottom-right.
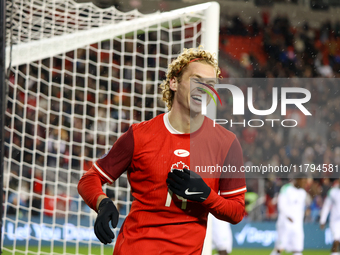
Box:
(77, 47), (247, 254)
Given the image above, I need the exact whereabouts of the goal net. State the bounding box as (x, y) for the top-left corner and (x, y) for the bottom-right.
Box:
(3, 0), (219, 254)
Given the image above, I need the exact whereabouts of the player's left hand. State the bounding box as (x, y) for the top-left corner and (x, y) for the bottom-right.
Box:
(166, 168), (211, 202)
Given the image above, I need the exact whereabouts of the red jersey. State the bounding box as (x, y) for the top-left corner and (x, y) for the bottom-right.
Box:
(79, 113), (246, 254)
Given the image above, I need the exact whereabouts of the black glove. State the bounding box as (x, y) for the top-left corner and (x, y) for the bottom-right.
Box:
(94, 198), (119, 244)
(166, 168), (211, 202)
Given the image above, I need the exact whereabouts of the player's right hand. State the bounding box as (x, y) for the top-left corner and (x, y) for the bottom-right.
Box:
(167, 168), (211, 202)
(94, 198), (119, 244)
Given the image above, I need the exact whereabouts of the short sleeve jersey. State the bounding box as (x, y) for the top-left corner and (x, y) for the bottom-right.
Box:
(94, 113), (246, 255)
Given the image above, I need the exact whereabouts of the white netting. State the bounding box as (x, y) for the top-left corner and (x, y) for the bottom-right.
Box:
(3, 1), (218, 254)
(6, 0), (143, 45)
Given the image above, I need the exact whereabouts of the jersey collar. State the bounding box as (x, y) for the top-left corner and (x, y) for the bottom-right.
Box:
(163, 112), (184, 134)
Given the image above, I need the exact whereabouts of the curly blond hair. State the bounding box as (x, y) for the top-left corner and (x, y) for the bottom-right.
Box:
(160, 46), (221, 111)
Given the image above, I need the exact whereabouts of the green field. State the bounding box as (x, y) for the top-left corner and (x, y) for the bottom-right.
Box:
(232, 249), (329, 255)
(3, 247), (330, 255)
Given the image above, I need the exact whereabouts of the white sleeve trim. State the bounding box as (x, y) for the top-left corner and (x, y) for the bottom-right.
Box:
(94, 163), (114, 183)
(220, 186), (247, 196)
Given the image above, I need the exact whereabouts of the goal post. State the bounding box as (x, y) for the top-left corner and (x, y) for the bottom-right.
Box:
(3, 1), (220, 254)
(1, 0), (7, 252)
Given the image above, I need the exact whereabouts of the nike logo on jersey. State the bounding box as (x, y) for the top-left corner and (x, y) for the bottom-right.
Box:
(184, 188), (203, 195)
(174, 149), (190, 157)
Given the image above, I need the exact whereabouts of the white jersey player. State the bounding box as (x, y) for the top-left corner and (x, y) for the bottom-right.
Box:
(270, 177), (308, 255)
(320, 180), (340, 255)
(212, 215), (233, 255)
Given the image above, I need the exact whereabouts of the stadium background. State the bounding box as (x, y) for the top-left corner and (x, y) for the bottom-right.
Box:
(3, 0), (340, 254)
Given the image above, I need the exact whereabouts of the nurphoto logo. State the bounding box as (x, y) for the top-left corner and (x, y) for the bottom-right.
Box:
(197, 82), (312, 128)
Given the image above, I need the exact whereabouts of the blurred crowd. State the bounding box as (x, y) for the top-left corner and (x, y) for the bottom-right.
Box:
(219, 13), (340, 222)
(4, 10), (340, 224)
(221, 13), (340, 78)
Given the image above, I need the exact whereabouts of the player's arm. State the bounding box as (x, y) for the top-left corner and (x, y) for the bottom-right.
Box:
(78, 167), (119, 244)
(78, 166), (109, 212)
(203, 192), (245, 224)
(77, 126), (134, 244)
(319, 190), (332, 228)
(202, 138), (246, 224)
(167, 138), (246, 224)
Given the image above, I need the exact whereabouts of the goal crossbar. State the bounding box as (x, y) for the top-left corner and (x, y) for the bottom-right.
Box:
(5, 2), (216, 68)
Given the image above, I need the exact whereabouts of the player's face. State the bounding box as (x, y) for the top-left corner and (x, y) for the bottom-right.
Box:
(172, 62), (216, 114)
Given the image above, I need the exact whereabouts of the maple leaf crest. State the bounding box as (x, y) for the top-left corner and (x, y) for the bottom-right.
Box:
(170, 161), (189, 171)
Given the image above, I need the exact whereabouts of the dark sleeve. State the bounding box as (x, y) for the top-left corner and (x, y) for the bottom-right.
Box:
(94, 126), (134, 183)
(219, 137), (247, 197)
